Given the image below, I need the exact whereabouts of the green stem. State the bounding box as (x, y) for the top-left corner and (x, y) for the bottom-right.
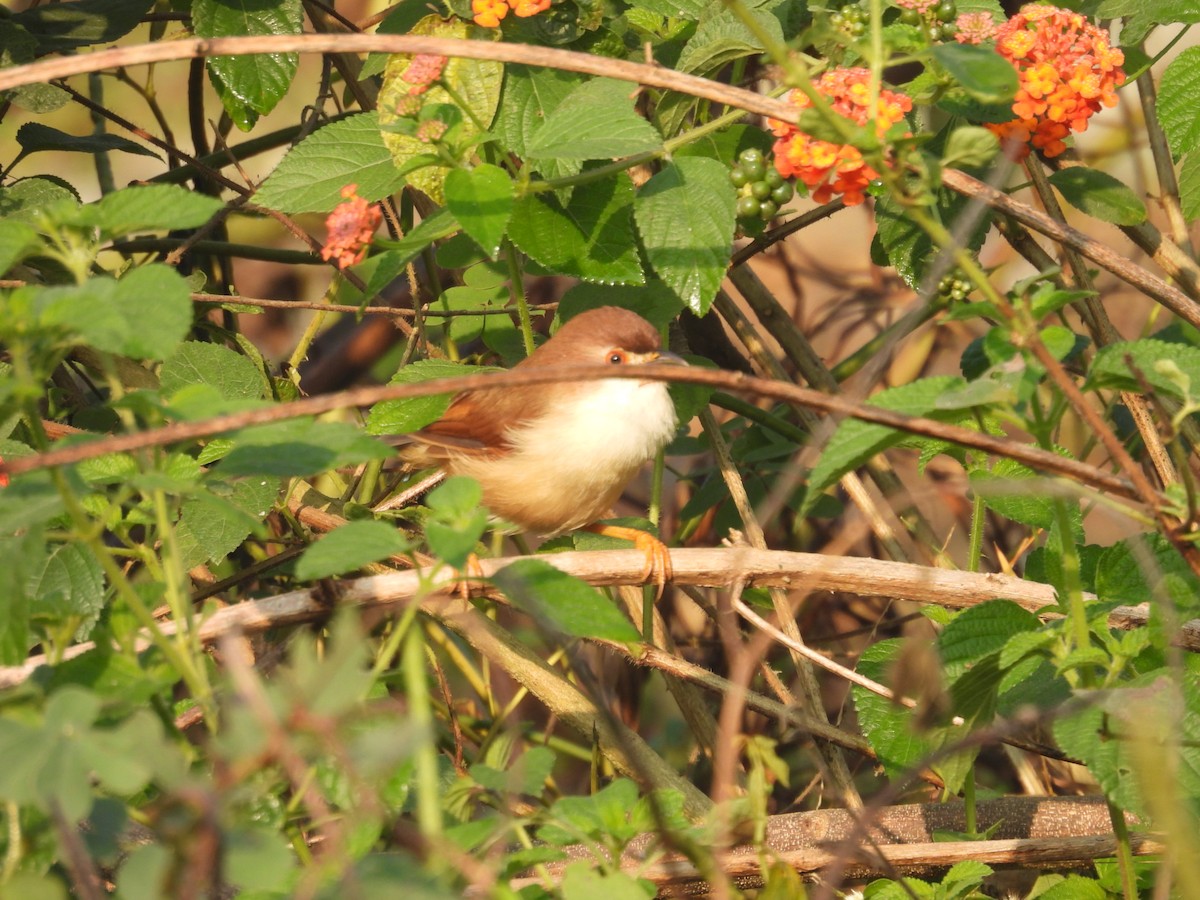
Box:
(1106, 800), (1139, 900)
(711, 392), (808, 444)
(1053, 499), (1092, 685)
(967, 491), (985, 574)
(504, 240), (536, 357)
(403, 622), (442, 840)
(963, 765), (977, 836)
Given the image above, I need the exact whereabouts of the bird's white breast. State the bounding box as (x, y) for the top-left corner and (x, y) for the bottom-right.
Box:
(452, 378), (678, 534)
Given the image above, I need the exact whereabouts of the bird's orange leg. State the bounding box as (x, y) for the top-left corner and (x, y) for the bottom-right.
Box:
(584, 523), (673, 599)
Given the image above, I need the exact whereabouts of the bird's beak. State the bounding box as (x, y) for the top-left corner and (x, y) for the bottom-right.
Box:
(648, 350), (687, 366)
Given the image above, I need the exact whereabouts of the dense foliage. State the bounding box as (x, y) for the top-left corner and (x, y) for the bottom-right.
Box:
(2, 0), (1200, 896)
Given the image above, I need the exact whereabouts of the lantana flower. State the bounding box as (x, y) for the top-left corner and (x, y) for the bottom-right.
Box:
(767, 67), (913, 206)
(321, 184), (382, 270)
(986, 4), (1124, 158)
(472, 0), (551, 27)
(954, 12), (999, 44)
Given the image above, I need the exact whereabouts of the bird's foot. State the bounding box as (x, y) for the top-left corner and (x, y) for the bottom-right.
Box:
(584, 523), (673, 600)
(450, 552), (486, 601)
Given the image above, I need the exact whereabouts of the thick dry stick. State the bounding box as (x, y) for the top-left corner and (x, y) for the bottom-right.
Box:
(4, 547), (1194, 690)
(512, 796), (1157, 894)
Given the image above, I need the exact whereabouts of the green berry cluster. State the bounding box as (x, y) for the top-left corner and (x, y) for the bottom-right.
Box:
(937, 270), (973, 302)
(899, 0), (957, 42)
(730, 148), (794, 227)
(829, 1), (867, 38)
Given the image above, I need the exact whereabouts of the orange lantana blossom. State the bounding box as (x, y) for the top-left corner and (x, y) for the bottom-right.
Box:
(767, 68), (912, 206)
(321, 184), (383, 270)
(472, 0), (551, 27)
(987, 4), (1125, 158)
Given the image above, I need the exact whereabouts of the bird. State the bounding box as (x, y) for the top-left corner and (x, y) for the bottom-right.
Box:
(399, 305), (683, 593)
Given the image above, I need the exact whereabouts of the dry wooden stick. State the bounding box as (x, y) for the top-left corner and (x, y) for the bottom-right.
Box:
(511, 796), (1159, 894)
(3, 546), (1194, 690)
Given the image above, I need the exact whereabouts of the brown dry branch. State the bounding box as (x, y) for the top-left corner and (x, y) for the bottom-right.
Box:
(941, 168), (1200, 329)
(510, 796), (1159, 895)
(0, 365), (1142, 506)
(3, 546), (1194, 692)
(0, 34), (798, 123)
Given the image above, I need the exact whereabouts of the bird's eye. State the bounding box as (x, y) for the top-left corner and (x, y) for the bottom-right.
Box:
(608, 350), (625, 365)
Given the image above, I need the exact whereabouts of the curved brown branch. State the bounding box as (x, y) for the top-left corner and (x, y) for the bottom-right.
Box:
(0, 34), (798, 124)
(0, 364), (1143, 506)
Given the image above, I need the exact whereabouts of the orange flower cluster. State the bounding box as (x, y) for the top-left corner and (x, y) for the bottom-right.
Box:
(472, 0), (551, 27)
(986, 4), (1124, 158)
(767, 68), (912, 206)
(321, 184), (382, 270)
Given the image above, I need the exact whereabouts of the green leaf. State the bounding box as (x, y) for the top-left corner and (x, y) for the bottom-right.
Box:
(804, 376), (967, 513)
(852, 640), (933, 780)
(873, 189), (992, 288)
(444, 164), (514, 257)
(1097, 0), (1200, 46)
(217, 420), (391, 476)
(35, 264), (193, 360)
(969, 457), (1082, 537)
(938, 600), (1039, 680)
(494, 64), (584, 182)
(28, 542), (106, 641)
(1054, 702), (1143, 813)
(367, 359), (498, 435)
(82, 184), (224, 236)
(296, 520), (411, 580)
(676, 3), (784, 75)
(932, 43), (1019, 105)
(10, 0), (154, 50)
(558, 281), (683, 329)
(175, 491), (260, 569)
(1088, 337), (1200, 400)
(255, 113), (418, 214)
(633, 157), (735, 315)
(559, 862), (652, 900)
(508, 173), (644, 285)
(1095, 533), (1200, 612)
(15, 122), (159, 161)
(0, 219), (40, 276)
(1179, 152), (1200, 222)
(1158, 46), (1200, 157)
(0, 177), (79, 223)
(378, 17), (503, 204)
(224, 828), (296, 892)
(941, 125), (999, 169)
(363, 207), (461, 297)
(525, 78), (662, 160)
(493, 559), (641, 642)
(425, 477), (488, 568)
(1037, 875), (1109, 900)
(161, 341), (267, 402)
(0, 530), (40, 664)
(1047, 166), (1146, 225)
(192, 0), (302, 130)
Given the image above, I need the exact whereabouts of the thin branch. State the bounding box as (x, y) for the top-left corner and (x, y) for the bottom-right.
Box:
(942, 167), (1200, 329)
(0, 34), (800, 125)
(0, 364), (1144, 505)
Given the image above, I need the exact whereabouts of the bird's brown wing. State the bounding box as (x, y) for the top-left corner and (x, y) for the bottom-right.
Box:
(404, 385), (548, 461)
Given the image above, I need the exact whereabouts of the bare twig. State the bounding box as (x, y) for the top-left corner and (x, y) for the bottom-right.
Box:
(0, 364), (1144, 505)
